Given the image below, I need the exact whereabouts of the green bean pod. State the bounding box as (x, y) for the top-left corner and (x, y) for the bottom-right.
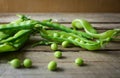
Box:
(0, 34), (29, 53)
(40, 29), (102, 50)
(0, 30), (31, 44)
(72, 19), (116, 40)
(0, 43), (16, 53)
(0, 20), (39, 31)
(72, 19), (97, 33)
(38, 21), (92, 39)
(0, 30), (31, 53)
(0, 15), (30, 41)
(0, 31), (9, 40)
(13, 32), (30, 49)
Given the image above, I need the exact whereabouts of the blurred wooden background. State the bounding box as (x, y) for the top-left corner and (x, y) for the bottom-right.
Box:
(0, 0), (120, 13)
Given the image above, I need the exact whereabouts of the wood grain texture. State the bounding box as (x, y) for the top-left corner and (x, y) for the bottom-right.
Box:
(0, 51), (120, 78)
(0, 0), (120, 12)
(0, 13), (120, 22)
(0, 13), (120, 78)
(0, 62), (119, 78)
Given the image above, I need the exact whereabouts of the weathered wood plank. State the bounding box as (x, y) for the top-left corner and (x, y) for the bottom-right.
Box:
(0, 13), (120, 78)
(0, 51), (120, 63)
(0, 62), (120, 78)
(63, 24), (120, 30)
(23, 42), (120, 51)
(0, 52), (120, 78)
(0, 13), (120, 23)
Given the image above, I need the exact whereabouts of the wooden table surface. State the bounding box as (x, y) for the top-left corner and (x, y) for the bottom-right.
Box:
(0, 13), (120, 78)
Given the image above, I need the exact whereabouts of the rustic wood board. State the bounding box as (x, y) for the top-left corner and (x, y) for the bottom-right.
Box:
(0, 13), (120, 23)
(0, 13), (120, 78)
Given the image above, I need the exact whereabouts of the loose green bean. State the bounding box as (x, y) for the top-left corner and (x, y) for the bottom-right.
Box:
(54, 51), (62, 58)
(62, 41), (70, 48)
(51, 43), (58, 51)
(23, 59), (32, 68)
(75, 58), (84, 66)
(48, 61), (57, 71)
(8, 58), (21, 68)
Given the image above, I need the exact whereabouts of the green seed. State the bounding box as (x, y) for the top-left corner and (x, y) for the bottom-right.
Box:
(62, 41), (69, 48)
(23, 59), (32, 68)
(54, 51), (62, 58)
(9, 58), (21, 68)
(75, 38), (81, 42)
(60, 35), (65, 38)
(75, 58), (84, 66)
(51, 43), (58, 51)
(53, 33), (59, 37)
(68, 36), (74, 40)
(48, 61), (57, 71)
